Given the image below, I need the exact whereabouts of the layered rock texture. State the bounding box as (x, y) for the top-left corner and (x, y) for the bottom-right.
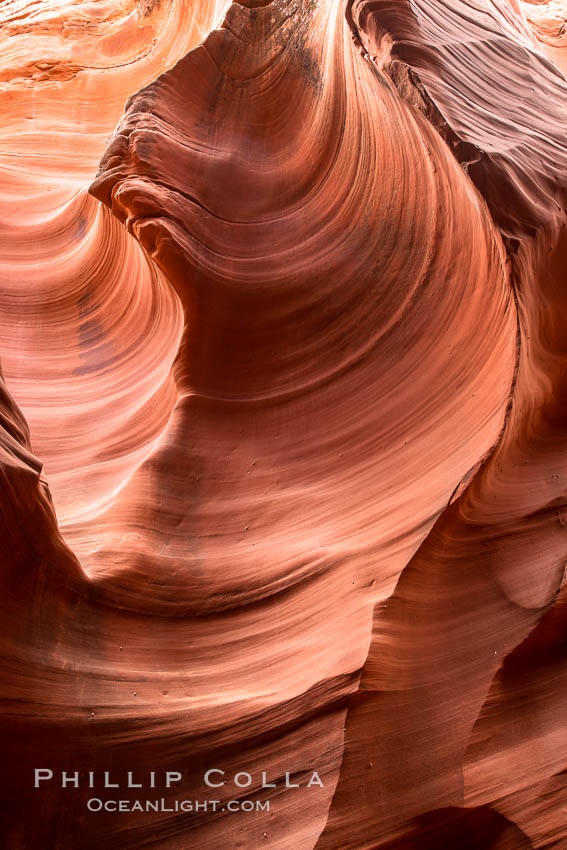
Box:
(1, 0), (567, 847)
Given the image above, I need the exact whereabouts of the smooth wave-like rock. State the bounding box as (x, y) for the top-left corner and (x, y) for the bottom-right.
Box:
(521, 0), (567, 72)
(1, 0), (567, 847)
(0, 0), (227, 534)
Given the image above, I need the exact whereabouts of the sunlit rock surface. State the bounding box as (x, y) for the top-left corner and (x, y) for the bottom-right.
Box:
(1, 0), (566, 847)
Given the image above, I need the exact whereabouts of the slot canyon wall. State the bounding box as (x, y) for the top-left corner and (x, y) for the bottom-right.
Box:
(1, 0), (566, 847)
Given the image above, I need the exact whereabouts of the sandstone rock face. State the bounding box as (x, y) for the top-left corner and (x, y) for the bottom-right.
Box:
(1, 1), (566, 848)
(521, 0), (567, 73)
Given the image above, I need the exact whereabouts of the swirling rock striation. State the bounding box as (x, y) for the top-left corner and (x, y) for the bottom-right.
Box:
(1, 0), (567, 848)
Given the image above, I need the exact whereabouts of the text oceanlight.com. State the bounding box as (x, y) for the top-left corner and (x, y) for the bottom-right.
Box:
(86, 798), (271, 813)
(33, 768), (325, 812)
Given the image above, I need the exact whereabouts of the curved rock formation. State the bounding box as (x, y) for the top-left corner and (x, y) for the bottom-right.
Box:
(0, 0), (227, 534)
(1, 0), (567, 848)
(521, 0), (567, 72)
